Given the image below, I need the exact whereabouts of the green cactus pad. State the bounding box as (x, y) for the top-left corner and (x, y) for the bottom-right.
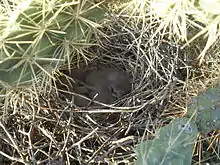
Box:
(187, 87), (220, 134)
(136, 118), (198, 165)
(0, 0), (106, 87)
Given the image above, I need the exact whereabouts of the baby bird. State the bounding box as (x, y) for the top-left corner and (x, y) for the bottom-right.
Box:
(73, 67), (131, 106)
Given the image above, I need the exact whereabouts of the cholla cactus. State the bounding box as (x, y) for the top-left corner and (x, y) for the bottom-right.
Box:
(150, 0), (220, 64)
(0, 0), (106, 88)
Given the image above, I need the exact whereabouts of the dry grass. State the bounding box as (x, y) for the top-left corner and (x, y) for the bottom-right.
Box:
(1, 2), (220, 165)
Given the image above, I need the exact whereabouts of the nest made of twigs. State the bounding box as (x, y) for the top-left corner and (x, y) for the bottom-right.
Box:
(2, 9), (219, 165)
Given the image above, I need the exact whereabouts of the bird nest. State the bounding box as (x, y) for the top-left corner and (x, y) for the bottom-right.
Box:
(0, 13), (190, 165)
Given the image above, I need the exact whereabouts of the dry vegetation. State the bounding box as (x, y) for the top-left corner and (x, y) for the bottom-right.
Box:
(1, 1), (220, 165)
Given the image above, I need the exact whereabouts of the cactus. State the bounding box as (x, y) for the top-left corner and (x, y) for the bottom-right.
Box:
(187, 87), (220, 134)
(135, 87), (220, 164)
(0, 0), (106, 87)
(135, 118), (198, 165)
